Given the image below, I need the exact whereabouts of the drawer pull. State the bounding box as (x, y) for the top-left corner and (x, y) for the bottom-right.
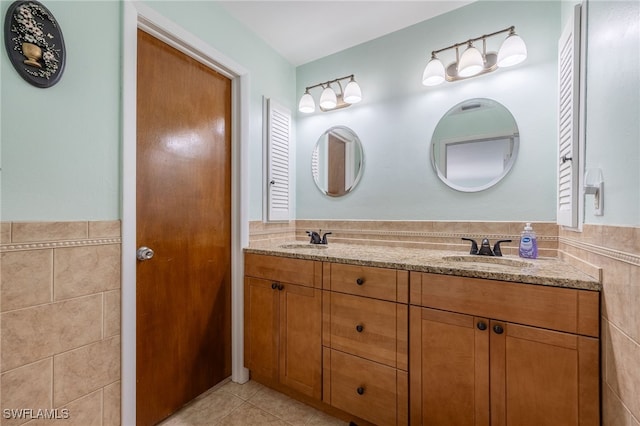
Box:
(356, 386), (365, 395)
(356, 324), (364, 333)
(277, 284), (284, 291)
(356, 278), (365, 285)
(271, 282), (278, 290)
(493, 324), (504, 334)
(477, 321), (487, 331)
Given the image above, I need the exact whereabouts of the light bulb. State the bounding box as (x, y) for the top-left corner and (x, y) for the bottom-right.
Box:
(319, 86), (337, 109)
(298, 91), (315, 113)
(343, 78), (362, 104)
(458, 44), (484, 77)
(497, 32), (527, 67)
(422, 56), (445, 86)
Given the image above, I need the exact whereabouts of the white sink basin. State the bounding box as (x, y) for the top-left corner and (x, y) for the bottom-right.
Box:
(442, 255), (533, 268)
(279, 243), (329, 250)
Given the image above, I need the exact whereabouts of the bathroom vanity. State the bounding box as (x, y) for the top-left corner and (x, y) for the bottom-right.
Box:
(243, 243), (600, 426)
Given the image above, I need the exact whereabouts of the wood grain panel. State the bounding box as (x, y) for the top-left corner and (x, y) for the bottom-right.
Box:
(419, 308), (489, 426)
(279, 283), (322, 399)
(330, 263), (397, 301)
(578, 336), (600, 425)
(420, 273), (579, 334)
(396, 304), (408, 371)
(244, 253), (317, 287)
(397, 270), (409, 304)
(244, 277), (279, 381)
(409, 307), (422, 426)
(329, 349), (397, 426)
(409, 271), (422, 306)
(577, 290), (600, 337)
(502, 323), (580, 426)
(329, 293), (397, 367)
(136, 29), (231, 426)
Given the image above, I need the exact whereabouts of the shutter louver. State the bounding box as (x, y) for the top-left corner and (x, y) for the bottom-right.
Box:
(267, 99), (291, 222)
(557, 5), (581, 228)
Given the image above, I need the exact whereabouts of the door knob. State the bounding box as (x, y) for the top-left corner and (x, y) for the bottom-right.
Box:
(137, 246), (155, 261)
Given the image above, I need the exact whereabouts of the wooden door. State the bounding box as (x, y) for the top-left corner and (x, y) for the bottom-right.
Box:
(244, 277), (279, 381)
(327, 134), (346, 196)
(490, 322), (599, 426)
(410, 307), (489, 426)
(278, 282), (322, 399)
(136, 30), (232, 426)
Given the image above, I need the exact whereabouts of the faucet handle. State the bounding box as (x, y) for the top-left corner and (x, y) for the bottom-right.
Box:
(492, 240), (512, 257)
(306, 231), (321, 244)
(461, 238), (479, 255)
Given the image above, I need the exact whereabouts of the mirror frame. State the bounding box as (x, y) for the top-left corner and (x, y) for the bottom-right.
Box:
(430, 98), (520, 192)
(311, 125), (365, 197)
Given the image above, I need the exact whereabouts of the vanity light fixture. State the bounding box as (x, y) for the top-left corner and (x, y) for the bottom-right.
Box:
(298, 74), (362, 113)
(422, 26), (527, 86)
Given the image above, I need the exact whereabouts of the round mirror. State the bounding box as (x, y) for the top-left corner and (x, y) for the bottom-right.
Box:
(431, 98), (519, 192)
(312, 126), (364, 197)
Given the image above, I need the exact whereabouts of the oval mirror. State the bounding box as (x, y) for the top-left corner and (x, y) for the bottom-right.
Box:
(312, 126), (364, 197)
(431, 98), (519, 192)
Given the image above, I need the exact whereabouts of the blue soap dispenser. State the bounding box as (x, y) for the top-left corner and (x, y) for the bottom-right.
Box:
(519, 222), (538, 259)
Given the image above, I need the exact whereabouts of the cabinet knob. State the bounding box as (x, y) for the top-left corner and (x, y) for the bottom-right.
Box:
(271, 282), (278, 290)
(493, 324), (504, 334)
(477, 321), (487, 331)
(356, 387), (365, 395)
(356, 324), (364, 333)
(356, 278), (364, 285)
(277, 284), (284, 291)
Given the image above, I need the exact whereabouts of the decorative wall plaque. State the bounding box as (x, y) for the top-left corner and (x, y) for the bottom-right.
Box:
(4, 1), (65, 88)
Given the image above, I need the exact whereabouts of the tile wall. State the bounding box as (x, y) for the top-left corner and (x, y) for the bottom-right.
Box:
(559, 225), (640, 426)
(0, 221), (121, 426)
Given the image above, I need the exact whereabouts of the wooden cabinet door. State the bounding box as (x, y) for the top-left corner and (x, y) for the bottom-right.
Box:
(410, 307), (490, 426)
(244, 277), (279, 381)
(279, 282), (322, 399)
(489, 322), (599, 426)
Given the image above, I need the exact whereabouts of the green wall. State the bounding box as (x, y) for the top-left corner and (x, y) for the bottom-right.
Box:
(1, 1), (121, 220)
(0, 0), (295, 221)
(296, 1), (560, 221)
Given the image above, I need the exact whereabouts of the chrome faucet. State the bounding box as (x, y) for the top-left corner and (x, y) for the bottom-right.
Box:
(306, 230), (332, 244)
(461, 238), (512, 256)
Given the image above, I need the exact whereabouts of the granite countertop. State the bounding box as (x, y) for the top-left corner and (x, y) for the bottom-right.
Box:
(244, 241), (601, 291)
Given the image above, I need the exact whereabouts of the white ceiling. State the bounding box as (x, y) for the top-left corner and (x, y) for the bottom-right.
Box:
(217, 1), (475, 66)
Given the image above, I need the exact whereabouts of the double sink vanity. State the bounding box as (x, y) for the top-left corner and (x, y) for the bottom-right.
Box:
(243, 241), (600, 425)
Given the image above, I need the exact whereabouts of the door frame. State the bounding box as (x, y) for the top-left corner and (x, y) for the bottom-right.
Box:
(122, 2), (250, 424)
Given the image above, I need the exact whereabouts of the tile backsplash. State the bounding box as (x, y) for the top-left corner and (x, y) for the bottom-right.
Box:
(1, 221), (121, 426)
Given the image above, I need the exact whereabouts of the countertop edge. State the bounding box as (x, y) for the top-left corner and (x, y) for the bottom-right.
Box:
(243, 245), (602, 292)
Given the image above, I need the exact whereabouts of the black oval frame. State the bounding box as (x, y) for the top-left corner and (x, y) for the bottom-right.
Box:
(4, 0), (66, 88)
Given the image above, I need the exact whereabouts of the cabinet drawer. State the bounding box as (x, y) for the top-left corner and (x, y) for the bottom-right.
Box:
(415, 273), (599, 337)
(245, 253), (320, 288)
(326, 349), (400, 426)
(329, 293), (406, 368)
(329, 263), (399, 301)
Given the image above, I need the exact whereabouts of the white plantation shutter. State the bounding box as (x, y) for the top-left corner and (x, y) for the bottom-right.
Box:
(557, 4), (582, 228)
(266, 99), (291, 222)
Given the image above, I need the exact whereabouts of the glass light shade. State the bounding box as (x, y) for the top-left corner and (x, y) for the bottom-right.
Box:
(497, 33), (527, 67)
(458, 45), (484, 77)
(319, 86), (337, 109)
(298, 92), (315, 113)
(422, 57), (445, 86)
(343, 80), (362, 104)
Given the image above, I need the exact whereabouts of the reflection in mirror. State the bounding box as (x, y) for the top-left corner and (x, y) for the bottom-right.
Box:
(431, 98), (519, 192)
(312, 126), (364, 197)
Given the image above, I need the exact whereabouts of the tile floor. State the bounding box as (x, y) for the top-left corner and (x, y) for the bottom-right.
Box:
(159, 380), (348, 425)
